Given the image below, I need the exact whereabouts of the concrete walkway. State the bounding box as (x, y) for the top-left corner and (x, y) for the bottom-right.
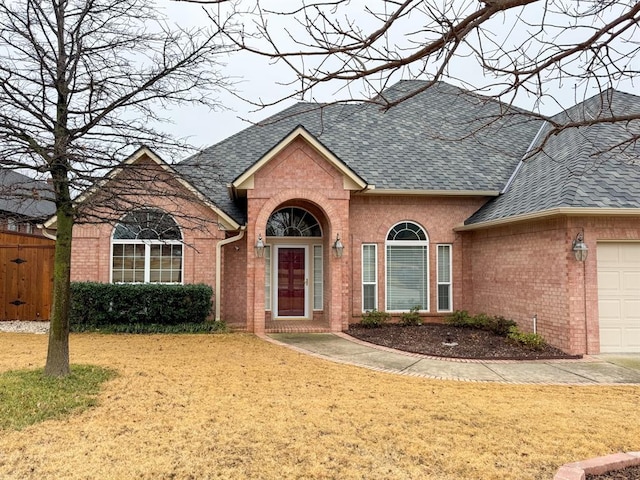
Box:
(266, 333), (640, 385)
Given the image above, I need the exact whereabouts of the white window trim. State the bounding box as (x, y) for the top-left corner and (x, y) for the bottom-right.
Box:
(362, 243), (378, 312)
(7, 218), (17, 231)
(385, 222), (430, 313)
(437, 244), (453, 313)
(110, 239), (184, 284)
(313, 244), (323, 311)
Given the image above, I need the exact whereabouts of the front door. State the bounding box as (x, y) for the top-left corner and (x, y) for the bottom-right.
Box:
(276, 246), (307, 317)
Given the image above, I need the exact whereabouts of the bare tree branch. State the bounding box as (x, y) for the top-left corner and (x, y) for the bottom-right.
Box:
(188, 0), (638, 153)
(0, 0), (236, 376)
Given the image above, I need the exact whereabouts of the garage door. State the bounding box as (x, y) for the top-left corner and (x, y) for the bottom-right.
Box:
(597, 243), (640, 353)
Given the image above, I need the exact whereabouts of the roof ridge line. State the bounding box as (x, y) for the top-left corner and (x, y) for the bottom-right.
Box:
(500, 120), (548, 195)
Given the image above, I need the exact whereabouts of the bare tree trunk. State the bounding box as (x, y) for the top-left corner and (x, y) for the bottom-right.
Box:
(44, 202), (73, 377)
(0, 0), (235, 377)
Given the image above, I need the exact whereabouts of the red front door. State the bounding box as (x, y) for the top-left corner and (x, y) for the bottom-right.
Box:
(277, 247), (306, 317)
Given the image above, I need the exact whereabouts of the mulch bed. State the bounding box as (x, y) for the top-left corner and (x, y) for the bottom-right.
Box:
(587, 465), (640, 479)
(347, 323), (579, 360)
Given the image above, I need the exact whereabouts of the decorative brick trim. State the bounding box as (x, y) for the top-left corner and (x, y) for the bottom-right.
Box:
(554, 452), (640, 480)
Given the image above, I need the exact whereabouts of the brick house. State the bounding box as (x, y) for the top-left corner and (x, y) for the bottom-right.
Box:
(52, 81), (640, 355)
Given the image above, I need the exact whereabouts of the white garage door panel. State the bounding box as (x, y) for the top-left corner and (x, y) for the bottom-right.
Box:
(598, 271), (621, 292)
(598, 243), (640, 353)
(598, 245), (621, 263)
(599, 299), (621, 318)
(600, 328), (622, 350)
(623, 272), (640, 291)
(626, 329), (640, 348)
(622, 247), (640, 263)
(623, 299), (640, 317)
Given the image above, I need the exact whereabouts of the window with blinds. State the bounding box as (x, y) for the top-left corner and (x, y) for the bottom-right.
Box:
(313, 245), (323, 310)
(437, 244), (452, 312)
(385, 222), (429, 311)
(362, 244), (377, 311)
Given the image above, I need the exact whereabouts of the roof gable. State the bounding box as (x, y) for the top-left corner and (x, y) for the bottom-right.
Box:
(232, 126), (367, 192)
(44, 146), (240, 231)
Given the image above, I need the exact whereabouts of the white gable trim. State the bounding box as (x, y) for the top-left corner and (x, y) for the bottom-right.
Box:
(232, 126), (368, 191)
(43, 146), (240, 231)
(359, 188), (499, 196)
(456, 207), (640, 231)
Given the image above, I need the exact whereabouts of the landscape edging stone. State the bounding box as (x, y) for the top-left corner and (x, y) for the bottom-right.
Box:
(553, 452), (640, 480)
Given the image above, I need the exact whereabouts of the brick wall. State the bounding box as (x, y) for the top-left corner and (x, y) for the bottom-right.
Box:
(349, 194), (487, 323)
(463, 215), (640, 355)
(463, 218), (574, 351)
(71, 224), (111, 282)
(222, 234), (248, 329)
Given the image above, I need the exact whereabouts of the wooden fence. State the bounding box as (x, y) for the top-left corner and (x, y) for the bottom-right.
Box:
(0, 231), (55, 321)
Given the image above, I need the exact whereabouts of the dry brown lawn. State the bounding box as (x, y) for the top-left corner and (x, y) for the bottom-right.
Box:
(0, 332), (639, 480)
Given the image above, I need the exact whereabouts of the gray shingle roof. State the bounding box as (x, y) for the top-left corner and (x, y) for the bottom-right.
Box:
(177, 81), (542, 225)
(466, 89), (640, 225)
(319, 81), (542, 191)
(176, 102), (359, 224)
(0, 170), (56, 220)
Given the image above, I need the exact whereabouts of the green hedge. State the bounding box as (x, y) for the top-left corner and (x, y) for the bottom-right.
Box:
(69, 282), (213, 329)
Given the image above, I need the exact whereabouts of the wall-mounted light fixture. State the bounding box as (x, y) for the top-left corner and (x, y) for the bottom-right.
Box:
(572, 229), (588, 262)
(332, 233), (344, 258)
(255, 233), (265, 258)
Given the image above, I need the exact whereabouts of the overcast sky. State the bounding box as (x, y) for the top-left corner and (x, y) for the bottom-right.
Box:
(160, 2), (297, 151)
(160, 1), (638, 153)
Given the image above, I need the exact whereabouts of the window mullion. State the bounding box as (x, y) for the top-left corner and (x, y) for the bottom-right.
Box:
(144, 243), (151, 283)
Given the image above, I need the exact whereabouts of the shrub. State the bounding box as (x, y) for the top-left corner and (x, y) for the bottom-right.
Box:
(483, 315), (517, 336)
(445, 311), (517, 336)
(507, 326), (546, 351)
(400, 306), (423, 326)
(445, 310), (474, 328)
(360, 309), (390, 328)
(69, 282), (213, 331)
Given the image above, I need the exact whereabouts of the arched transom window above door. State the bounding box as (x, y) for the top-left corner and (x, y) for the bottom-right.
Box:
(266, 207), (322, 237)
(111, 209), (183, 284)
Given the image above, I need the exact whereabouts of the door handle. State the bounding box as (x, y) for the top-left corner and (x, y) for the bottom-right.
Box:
(305, 278), (308, 286)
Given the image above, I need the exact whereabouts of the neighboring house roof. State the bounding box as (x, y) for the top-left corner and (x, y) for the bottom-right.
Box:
(465, 89), (640, 227)
(177, 81), (543, 225)
(0, 169), (56, 220)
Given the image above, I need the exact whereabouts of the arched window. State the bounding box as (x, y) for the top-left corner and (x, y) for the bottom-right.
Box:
(386, 221), (429, 311)
(111, 209), (183, 283)
(266, 207), (322, 237)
